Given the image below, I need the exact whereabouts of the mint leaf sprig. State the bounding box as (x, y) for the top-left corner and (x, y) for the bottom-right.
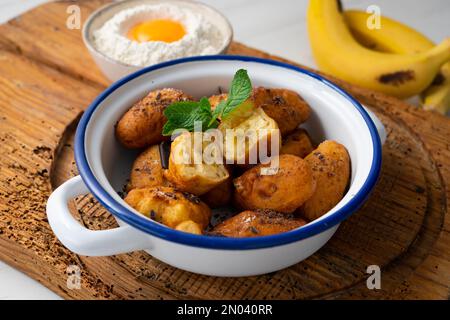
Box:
(162, 69), (252, 136)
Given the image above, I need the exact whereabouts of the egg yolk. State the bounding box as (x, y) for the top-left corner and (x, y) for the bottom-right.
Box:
(128, 19), (186, 43)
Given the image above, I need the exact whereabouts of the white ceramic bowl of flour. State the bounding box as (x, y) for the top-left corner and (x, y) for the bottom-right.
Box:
(83, 0), (233, 82)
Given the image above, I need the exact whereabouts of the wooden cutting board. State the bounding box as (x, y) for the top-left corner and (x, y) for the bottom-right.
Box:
(0, 0), (449, 300)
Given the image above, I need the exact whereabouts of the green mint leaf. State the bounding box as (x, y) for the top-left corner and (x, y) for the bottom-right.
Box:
(222, 69), (252, 119)
(198, 97), (211, 112)
(162, 98), (215, 135)
(209, 100), (226, 126)
(196, 97), (219, 129)
(212, 100), (226, 118)
(206, 117), (219, 130)
(224, 99), (255, 120)
(163, 101), (199, 124)
(191, 97), (214, 131)
(161, 69), (252, 135)
(162, 120), (178, 136)
(163, 101), (200, 135)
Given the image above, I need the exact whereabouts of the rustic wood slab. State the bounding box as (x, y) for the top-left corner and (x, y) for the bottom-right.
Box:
(0, 0), (449, 299)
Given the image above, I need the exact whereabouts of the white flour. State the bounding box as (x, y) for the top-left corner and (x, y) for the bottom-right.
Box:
(92, 3), (226, 66)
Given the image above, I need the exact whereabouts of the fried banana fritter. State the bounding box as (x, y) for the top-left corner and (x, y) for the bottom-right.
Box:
(301, 140), (350, 221)
(210, 209), (306, 237)
(233, 154), (316, 213)
(125, 186), (211, 235)
(127, 144), (171, 191)
(116, 88), (193, 149)
(280, 128), (314, 158)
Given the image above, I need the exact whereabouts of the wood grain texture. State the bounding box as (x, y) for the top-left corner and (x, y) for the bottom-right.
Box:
(0, 0), (448, 299)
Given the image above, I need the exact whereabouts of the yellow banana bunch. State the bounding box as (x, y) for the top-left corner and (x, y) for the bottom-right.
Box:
(343, 10), (450, 114)
(343, 10), (435, 54)
(307, 0), (450, 99)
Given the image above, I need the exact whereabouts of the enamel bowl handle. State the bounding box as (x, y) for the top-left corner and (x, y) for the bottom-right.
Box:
(46, 175), (149, 256)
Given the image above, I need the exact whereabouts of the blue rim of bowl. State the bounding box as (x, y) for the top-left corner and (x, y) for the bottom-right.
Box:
(75, 55), (382, 250)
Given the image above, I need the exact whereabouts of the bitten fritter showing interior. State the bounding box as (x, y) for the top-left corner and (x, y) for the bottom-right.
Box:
(127, 144), (171, 191)
(301, 140), (350, 221)
(252, 87), (311, 136)
(220, 108), (280, 166)
(280, 128), (314, 158)
(116, 88), (193, 149)
(233, 154), (316, 213)
(124, 186), (211, 234)
(210, 209), (307, 237)
(165, 132), (230, 195)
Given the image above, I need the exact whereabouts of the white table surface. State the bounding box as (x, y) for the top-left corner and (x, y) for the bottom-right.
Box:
(0, 0), (449, 300)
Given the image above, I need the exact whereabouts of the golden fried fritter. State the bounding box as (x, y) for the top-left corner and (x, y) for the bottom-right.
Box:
(210, 209), (306, 237)
(127, 144), (171, 191)
(280, 128), (314, 158)
(220, 108), (280, 165)
(301, 140), (350, 221)
(124, 186), (211, 235)
(165, 132), (229, 195)
(233, 154), (316, 213)
(252, 87), (311, 136)
(116, 88), (193, 149)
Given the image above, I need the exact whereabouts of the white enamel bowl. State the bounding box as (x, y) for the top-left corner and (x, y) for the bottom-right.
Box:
(46, 56), (385, 277)
(82, 0), (233, 82)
